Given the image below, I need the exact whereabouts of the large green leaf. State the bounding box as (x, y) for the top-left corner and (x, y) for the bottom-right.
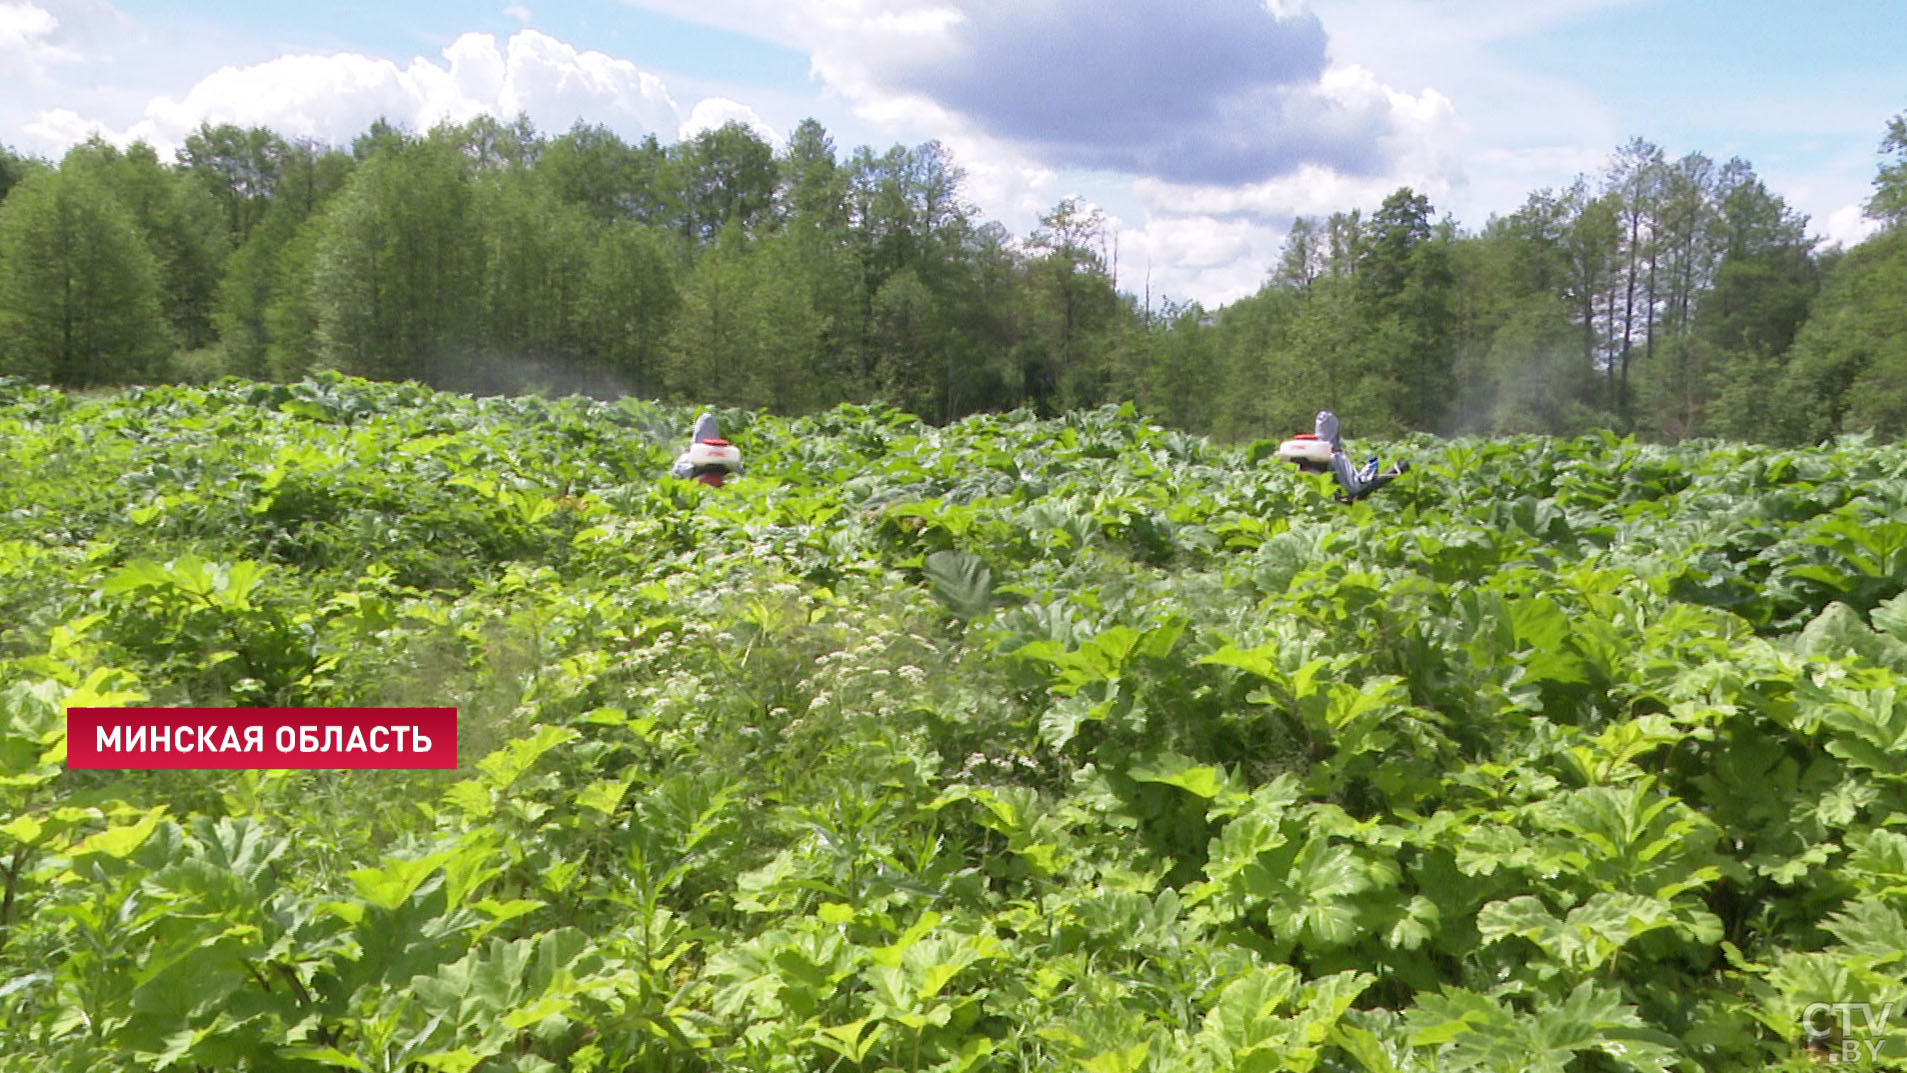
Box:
(924, 549), (996, 619)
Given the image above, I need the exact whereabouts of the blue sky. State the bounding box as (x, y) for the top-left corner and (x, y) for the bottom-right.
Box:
(4, 0), (1902, 306)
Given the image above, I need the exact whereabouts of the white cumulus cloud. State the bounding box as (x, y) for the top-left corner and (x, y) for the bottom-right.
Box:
(678, 97), (781, 147)
(22, 105), (96, 147)
(1, 0), (79, 77)
(1822, 203), (1881, 250)
(30, 29), (687, 156)
(1116, 211), (1285, 309)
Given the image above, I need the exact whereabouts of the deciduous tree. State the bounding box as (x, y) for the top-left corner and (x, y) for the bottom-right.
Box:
(0, 168), (171, 385)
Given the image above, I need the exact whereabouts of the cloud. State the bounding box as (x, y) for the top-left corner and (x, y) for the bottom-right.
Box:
(941, 133), (1061, 227)
(1117, 211), (1285, 308)
(32, 29), (684, 155)
(0, 1), (79, 77)
(504, 2), (533, 22)
(22, 105), (96, 147)
(799, 0), (1426, 185)
(1094, 61), (1468, 306)
(1127, 65), (1460, 222)
(678, 96), (781, 147)
(1822, 203), (1881, 250)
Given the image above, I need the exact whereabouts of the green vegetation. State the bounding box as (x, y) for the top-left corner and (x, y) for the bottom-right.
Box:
(5, 376), (1907, 1069)
(2, 106), (1905, 441)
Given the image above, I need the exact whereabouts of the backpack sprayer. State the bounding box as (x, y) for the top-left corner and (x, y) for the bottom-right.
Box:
(681, 438), (742, 486)
(671, 413), (743, 486)
(1275, 432), (1337, 473)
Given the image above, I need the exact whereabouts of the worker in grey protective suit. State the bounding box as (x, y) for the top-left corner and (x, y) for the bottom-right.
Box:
(670, 412), (743, 486)
(1280, 410), (1408, 502)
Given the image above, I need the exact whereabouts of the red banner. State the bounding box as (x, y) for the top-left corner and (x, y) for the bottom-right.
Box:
(65, 708), (459, 770)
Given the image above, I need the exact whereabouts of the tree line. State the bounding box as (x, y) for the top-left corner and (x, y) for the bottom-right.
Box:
(1, 108), (1903, 443)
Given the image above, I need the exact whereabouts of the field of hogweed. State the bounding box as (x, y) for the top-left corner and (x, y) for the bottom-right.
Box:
(4, 374), (1907, 1071)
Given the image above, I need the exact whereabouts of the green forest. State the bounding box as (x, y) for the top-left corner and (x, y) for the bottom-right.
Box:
(1, 107), (1903, 443)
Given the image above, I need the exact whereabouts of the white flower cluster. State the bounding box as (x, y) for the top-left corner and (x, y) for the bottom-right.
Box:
(795, 632), (936, 725)
(954, 750), (1039, 779)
